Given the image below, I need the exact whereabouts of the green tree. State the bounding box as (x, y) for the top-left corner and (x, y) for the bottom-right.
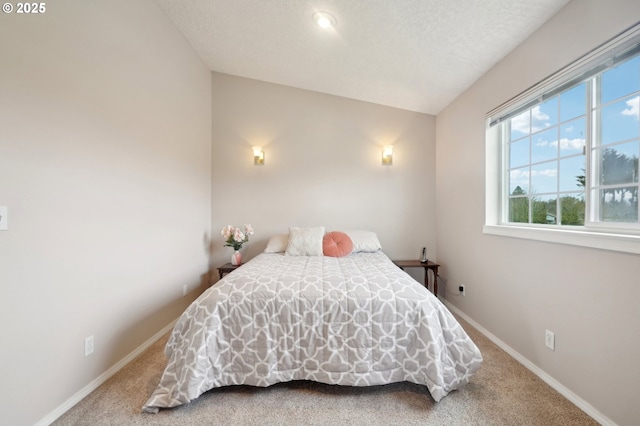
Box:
(600, 148), (639, 222)
(576, 169), (585, 189)
(509, 186), (528, 223)
(532, 198), (550, 224)
(560, 195), (585, 225)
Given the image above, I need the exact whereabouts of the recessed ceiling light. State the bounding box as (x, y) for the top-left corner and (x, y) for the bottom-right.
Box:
(313, 11), (336, 29)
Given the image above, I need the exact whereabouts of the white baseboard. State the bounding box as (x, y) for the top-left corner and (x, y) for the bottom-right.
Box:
(445, 301), (616, 426)
(35, 306), (617, 425)
(35, 319), (177, 426)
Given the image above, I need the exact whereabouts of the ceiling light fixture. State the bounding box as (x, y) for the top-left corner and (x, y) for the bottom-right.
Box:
(313, 11), (336, 29)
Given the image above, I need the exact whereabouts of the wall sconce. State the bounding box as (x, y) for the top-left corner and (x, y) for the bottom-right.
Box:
(252, 146), (264, 166)
(382, 145), (393, 166)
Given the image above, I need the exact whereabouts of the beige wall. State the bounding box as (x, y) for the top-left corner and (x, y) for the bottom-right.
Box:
(210, 72), (436, 271)
(436, 1), (640, 424)
(0, 1), (212, 425)
(6, 0), (637, 424)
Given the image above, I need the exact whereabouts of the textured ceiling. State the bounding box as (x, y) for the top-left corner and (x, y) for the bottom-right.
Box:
(156, 0), (569, 115)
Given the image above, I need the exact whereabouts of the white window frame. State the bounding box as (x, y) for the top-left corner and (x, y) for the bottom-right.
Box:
(484, 23), (640, 255)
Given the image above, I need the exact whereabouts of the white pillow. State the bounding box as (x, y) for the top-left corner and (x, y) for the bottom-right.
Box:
(344, 230), (382, 252)
(264, 234), (289, 253)
(285, 226), (325, 256)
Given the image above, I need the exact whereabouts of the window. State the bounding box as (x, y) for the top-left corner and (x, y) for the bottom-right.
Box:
(485, 24), (640, 254)
(592, 58), (640, 224)
(507, 84), (588, 226)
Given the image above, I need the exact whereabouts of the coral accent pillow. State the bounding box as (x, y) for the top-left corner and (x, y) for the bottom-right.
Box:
(323, 231), (354, 257)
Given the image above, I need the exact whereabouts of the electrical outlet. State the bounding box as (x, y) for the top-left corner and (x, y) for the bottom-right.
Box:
(84, 335), (94, 357)
(545, 329), (555, 351)
(458, 284), (465, 296)
(182, 284), (188, 297)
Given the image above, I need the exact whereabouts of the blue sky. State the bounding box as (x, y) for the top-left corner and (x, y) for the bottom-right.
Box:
(508, 55), (639, 196)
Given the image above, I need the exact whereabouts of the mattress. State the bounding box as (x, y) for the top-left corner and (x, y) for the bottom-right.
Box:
(143, 251), (482, 412)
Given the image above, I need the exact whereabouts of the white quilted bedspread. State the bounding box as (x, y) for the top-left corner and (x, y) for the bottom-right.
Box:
(143, 252), (482, 413)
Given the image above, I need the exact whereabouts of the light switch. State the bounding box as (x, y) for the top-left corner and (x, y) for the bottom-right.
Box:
(0, 206), (7, 230)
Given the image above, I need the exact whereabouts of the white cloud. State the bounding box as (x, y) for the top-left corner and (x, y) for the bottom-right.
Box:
(551, 138), (585, 151)
(510, 168), (557, 184)
(531, 106), (552, 132)
(535, 137), (584, 150)
(510, 112), (530, 135)
(510, 169), (529, 180)
(511, 106), (552, 135)
(534, 133), (584, 151)
(532, 168), (557, 178)
(621, 96), (639, 120)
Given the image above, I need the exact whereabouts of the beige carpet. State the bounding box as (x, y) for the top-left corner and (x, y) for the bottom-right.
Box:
(53, 317), (597, 425)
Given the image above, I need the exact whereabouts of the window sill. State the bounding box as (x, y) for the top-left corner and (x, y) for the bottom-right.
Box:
(483, 224), (640, 255)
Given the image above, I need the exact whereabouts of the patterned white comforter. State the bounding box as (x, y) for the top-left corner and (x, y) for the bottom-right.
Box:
(143, 252), (482, 413)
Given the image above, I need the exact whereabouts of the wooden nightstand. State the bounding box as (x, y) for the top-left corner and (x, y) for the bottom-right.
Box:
(216, 263), (240, 280)
(393, 260), (440, 296)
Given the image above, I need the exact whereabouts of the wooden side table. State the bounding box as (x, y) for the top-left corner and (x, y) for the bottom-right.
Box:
(393, 260), (440, 296)
(216, 263), (239, 280)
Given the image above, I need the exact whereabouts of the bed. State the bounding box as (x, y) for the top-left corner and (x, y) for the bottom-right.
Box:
(143, 231), (482, 413)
